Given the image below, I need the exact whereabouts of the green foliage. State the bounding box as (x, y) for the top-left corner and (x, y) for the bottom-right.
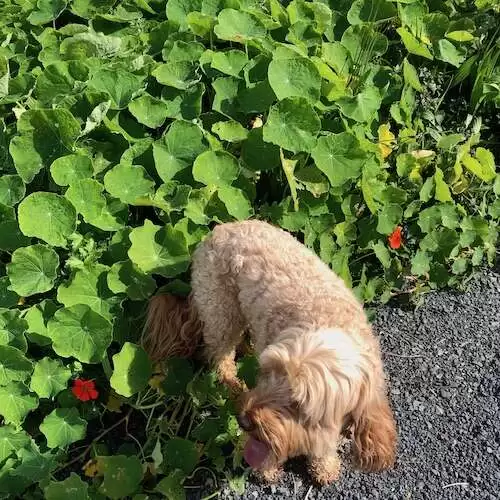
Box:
(0, 0), (497, 497)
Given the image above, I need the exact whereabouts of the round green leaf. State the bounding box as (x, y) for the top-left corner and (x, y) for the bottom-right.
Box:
(152, 62), (200, 90)
(50, 154), (93, 187)
(0, 382), (38, 426)
(337, 87), (382, 122)
(263, 98), (320, 153)
(57, 264), (114, 320)
(268, 57), (321, 102)
(103, 163), (155, 204)
(241, 128), (280, 171)
(192, 150), (240, 186)
(40, 408), (87, 449)
(65, 179), (127, 231)
(128, 94), (170, 129)
(107, 261), (156, 301)
(24, 300), (59, 346)
(99, 455), (143, 499)
(128, 220), (190, 277)
(0, 425), (30, 463)
(18, 192), (77, 247)
(212, 121), (249, 142)
(163, 437), (199, 474)
(0, 175), (25, 207)
(0, 309), (28, 352)
(0, 345), (33, 386)
(29, 357), (71, 399)
(217, 186), (253, 220)
(153, 120), (207, 182)
(110, 342), (153, 398)
(7, 244), (59, 297)
(311, 132), (368, 187)
(44, 473), (89, 500)
(347, 0), (397, 25)
(47, 304), (112, 363)
(9, 109), (81, 183)
(211, 50), (248, 77)
(214, 9), (266, 42)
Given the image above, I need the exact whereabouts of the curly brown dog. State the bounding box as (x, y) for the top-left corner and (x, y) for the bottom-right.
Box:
(143, 220), (397, 484)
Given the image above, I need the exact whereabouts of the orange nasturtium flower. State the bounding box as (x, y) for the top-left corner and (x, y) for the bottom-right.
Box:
(388, 226), (403, 249)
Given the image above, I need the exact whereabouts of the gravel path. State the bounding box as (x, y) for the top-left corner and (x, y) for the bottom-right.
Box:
(192, 267), (500, 499)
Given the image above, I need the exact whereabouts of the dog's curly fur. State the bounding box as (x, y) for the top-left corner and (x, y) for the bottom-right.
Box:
(142, 220), (397, 484)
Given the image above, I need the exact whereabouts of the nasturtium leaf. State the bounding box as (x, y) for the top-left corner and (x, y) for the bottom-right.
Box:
(411, 250), (431, 275)
(128, 220), (190, 277)
(311, 132), (367, 187)
(25, 300), (59, 346)
(107, 261), (156, 301)
(7, 245), (59, 297)
(437, 133), (464, 151)
(65, 179), (126, 231)
(110, 343), (152, 398)
(377, 204), (403, 234)
(163, 438), (199, 474)
(212, 76), (241, 117)
(217, 186), (253, 220)
(403, 58), (423, 91)
(0, 176), (25, 206)
(12, 445), (56, 482)
(154, 182), (192, 214)
(166, 0), (202, 27)
(212, 121), (249, 142)
(10, 109), (81, 183)
(104, 163), (155, 204)
(0, 425), (30, 463)
(162, 358), (194, 396)
(0, 278), (18, 308)
(153, 121), (207, 182)
(156, 470), (186, 500)
(337, 87), (382, 122)
(193, 150), (240, 186)
(241, 128), (281, 171)
(0, 205), (30, 252)
(263, 98), (320, 153)
(98, 455), (143, 499)
(88, 68), (145, 109)
(462, 148), (496, 182)
(47, 305), (112, 363)
(446, 30), (474, 42)
(435, 39), (466, 67)
(40, 408), (87, 449)
(44, 473), (89, 500)
(128, 94), (170, 129)
(18, 193), (76, 248)
(29, 358), (71, 399)
(211, 50), (248, 77)
(153, 62), (200, 90)
(28, 0), (68, 26)
(347, 0), (397, 24)
(434, 167), (453, 202)
(397, 27), (434, 59)
(50, 154), (93, 186)
(0, 382), (38, 426)
(268, 56), (321, 102)
(57, 264), (114, 320)
(161, 83), (205, 120)
(0, 345), (33, 386)
(214, 9), (266, 43)
(0, 309), (28, 353)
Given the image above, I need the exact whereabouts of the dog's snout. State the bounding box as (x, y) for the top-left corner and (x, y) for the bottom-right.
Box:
(237, 413), (253, 431)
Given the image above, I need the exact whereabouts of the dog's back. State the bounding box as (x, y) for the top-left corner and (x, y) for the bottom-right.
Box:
(192, 220), (369, 352)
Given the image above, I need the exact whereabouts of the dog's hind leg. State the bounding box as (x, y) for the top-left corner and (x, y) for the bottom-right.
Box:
(191, 247), (246, 394)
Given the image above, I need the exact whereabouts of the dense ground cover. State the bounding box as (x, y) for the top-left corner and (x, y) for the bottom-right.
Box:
(0, 0), (498, 498)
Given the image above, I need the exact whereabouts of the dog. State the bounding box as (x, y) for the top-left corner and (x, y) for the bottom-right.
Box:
(142, 220), (397, 484)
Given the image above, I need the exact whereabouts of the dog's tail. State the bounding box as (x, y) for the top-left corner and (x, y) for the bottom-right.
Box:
(141, 294), (203, 362)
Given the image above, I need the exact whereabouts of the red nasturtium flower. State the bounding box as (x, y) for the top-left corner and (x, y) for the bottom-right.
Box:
(388, 226), (403, 250)
(72, 379), (99, 402)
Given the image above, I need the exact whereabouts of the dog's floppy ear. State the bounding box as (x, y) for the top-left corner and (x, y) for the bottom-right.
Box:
(260, 328), (373, 428)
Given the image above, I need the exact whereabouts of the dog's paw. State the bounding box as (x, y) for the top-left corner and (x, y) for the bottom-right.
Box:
(309, 455), (341, 486)
(255, 466), (284, 484)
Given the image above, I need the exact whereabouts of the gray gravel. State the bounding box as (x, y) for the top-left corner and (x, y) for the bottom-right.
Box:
(191, 267), (500, 499)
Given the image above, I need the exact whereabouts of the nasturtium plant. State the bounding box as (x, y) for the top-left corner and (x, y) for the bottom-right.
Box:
(0, 0), (497, 497)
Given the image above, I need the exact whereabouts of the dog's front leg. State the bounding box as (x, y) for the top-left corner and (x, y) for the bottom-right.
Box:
(308, 453), (341, 486)
(255, 457), (285, 484)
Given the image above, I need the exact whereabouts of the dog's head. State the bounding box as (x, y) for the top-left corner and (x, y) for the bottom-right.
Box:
(237, 327), (374, 470)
